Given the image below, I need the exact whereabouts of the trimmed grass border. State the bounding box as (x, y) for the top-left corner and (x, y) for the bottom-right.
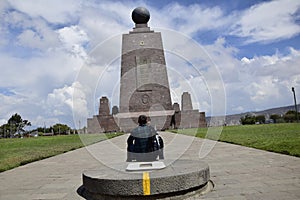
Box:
(0, 133), (123, 172)
(172, 123), (300, 157)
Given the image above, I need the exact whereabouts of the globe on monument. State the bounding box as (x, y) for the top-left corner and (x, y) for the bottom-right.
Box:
(131, 7), (150, 24)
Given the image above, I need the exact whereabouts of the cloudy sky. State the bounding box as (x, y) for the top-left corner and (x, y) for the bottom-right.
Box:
(0, 0), (300, 128)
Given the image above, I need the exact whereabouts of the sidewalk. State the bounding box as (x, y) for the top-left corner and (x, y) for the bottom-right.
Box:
(0, 132), (299, 199)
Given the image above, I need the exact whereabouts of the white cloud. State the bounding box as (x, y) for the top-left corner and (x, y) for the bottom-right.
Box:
(230, 0), (300, 43)
(202, 37), (240, 83)
(0, 119), (7, 126)
(46, 82), (89, 127)
(229, 48), (300, 112)
(57, 25), (89, 58)
(241, 48), (300, 82)
(0, 49), (84, 94)
(2, 10), (60, 50)
(151, 3), (231, 36)
(232, 106), (244, 112)
(58, 26), (88, 46)
(159, 29), (227, 116)
(17, 27), (59, 50)
(0, 94), (26, 119)
(32, 115), (59, 128)
(78, 1), (133, 49)
(0, 92), (46, 127)
(7, 0), (81, 24)
(247, 76), (281, 102)
(1, 0), (300, 128)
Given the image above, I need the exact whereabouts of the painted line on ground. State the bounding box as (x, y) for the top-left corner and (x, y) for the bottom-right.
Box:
(143, 171), (150, 195)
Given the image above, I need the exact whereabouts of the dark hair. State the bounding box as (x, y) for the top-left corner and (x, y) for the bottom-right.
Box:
(138, 115), (147, 125)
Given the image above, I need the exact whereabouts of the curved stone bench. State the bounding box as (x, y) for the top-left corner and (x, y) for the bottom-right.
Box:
(78, 159), (212, 199)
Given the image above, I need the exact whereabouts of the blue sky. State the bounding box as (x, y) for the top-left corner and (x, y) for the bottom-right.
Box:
(0, 0), (300, 128)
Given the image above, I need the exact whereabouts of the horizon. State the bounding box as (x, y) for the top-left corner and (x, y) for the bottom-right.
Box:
(2, 103), (299, 129)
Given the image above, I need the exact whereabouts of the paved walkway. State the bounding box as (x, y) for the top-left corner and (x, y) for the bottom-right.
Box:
(0, 132), (299, 200)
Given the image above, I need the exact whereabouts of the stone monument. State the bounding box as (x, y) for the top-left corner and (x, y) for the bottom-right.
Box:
(87, 7), (206, 133)
(87, 97), (119, 133)
(80, 8), (212, 199)
(181, 92), (193, 111)
(116, 6), (174, 131)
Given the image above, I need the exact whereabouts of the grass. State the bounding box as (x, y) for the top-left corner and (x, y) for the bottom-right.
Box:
(0, 133), (123, 172)
(171, 123), (300, 157)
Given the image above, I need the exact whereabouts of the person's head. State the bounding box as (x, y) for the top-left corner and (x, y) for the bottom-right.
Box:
(138, 115), (148, 126)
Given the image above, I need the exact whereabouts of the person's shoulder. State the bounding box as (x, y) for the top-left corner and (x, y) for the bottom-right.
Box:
(130, 126), (139, 135)
(147, 125), (157, 135)
(147, 125), (155, 130)
(131, 126), (139, 131)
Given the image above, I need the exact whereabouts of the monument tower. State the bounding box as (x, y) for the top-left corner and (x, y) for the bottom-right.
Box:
(119, 7), (173, 113)
(116, 7), (174, 131)
(87, 7), (206, 133)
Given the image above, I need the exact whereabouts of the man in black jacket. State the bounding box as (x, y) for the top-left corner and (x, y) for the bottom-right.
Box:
(127, 115), (164, 162)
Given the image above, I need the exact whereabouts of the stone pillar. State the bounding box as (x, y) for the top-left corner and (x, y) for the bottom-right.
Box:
(99, 97), (110, 116)
(199, 112), (207, 127)
(116, 7), (174, 132)
(181, 92), (193, 111)
(119, 12), (173, 114)
(172, 103), (181, 129)
(173, 103), (180, 112)
(112, 106), (119, 115)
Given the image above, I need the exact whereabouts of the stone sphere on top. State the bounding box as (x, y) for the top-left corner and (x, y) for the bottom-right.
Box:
(132, 7), (150, 24)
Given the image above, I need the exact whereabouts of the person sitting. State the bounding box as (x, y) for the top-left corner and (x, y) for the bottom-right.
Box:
(127, 115), (164, 162)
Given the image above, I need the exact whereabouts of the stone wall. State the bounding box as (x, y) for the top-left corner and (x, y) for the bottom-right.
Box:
(87, 116), (104, 133)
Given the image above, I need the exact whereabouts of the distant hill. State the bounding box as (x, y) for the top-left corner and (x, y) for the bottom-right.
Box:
(206, 104), (300, 126)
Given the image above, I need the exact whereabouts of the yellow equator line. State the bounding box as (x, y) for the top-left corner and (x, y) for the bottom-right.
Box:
(143, 172), (151, 195)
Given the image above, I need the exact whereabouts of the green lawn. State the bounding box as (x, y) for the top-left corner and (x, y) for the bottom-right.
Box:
(172, 123), (300, 157)
(0, 133), (123, 172)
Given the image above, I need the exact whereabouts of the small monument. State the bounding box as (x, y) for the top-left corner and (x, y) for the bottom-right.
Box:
(87, 7), (206, 133)
(182, 92), (193, 111)
(87, 97), (119, 133)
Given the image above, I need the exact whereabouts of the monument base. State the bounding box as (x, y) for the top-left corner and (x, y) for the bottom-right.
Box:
(78, 159), (212, 199)
(115, 110), (174, 132)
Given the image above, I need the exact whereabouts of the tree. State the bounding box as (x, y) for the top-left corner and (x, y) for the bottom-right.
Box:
(0, 123), (11, 138)
(36, 126), (53, 133)
(52, 123), (71, 135)
(240, 114), (256, 125)
(284, 110), (300, 122)
(1, 113), (31, 138)
(255, 115), (266, 124)
(270, 114), (281, 123)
